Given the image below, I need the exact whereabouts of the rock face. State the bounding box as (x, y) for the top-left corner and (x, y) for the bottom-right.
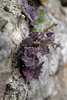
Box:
(0, 0), (67, 100)
(60, 0), (67, 4)
(0, 0), (29, 72)
(0, 0), (29, 99)
(44, 0), (67, 67)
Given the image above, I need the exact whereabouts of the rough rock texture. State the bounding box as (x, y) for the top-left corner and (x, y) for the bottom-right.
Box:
(50, 64), (67, 100)
(60, 0), (67, 6)
(45, 0), (67, 23)
(44, 0), (67, 100)
(44, 0), (67, 73)
(0, 0), (29, 99)
(0, 0), (29, 72)
(0, 0), (67, 100)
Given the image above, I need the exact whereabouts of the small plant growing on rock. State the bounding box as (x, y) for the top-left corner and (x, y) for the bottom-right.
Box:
(18, 0), (58, 85)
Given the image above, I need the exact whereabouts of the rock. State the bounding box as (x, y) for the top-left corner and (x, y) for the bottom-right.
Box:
(61, 0), (67, 2)
(60, 0), (67, 6)
(60, 6), (67, 16)
(0, 0), (29, 70)
(44, 0), (67, 23)
(0, 72), (11, 100)
(44, 0), (67, 100)
(0, 0), (67, 100)
(50, 64), (67, 100)
(0, 0), (29, 99)
(3, 69), (27, 100)
(0, 8), (29, 71)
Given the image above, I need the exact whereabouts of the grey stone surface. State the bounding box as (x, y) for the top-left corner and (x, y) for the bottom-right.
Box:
(44, 0), (67, 23)
(0, 0), (67, 100)
(0, 0), (29, 99)
(50, 64), (67, 100)
(60, 0), (67, 3)
(0, 72), (11, 100)
(44, 0), (67, 66)
(0, 0), (29, 72)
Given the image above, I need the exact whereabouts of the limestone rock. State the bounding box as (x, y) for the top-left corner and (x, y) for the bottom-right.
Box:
(0, 0), (29, 99)
(0, 0), (67, 100)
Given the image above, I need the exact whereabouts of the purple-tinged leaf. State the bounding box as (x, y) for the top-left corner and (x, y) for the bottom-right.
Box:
(34, 62), (44, 78)
(23, 0), (38, 26)
(41, 31), (45, 39)
(46, 32), (54, 37)
(37, 32), (45, 41)
(22, 37), (33, 46)
(29, 31), (38, 41)
(18, 46), (24, 57)
(23, 68), (34, 84)
(24, 47), (35, 56)
(23, 0), (28, 9)
(41, 46), (50, 55)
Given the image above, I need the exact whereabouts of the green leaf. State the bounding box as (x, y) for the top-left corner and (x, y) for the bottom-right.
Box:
(37, 29), (42, 33)
(31, 27), (37, 31)
(44, 23), (58, 32)
(35, 18), (44, 24)
(37, 18), (44, 23)
(38, 10), (44, 16)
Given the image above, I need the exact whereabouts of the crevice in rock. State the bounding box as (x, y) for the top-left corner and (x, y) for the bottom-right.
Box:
(60, 0), (67, 7)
